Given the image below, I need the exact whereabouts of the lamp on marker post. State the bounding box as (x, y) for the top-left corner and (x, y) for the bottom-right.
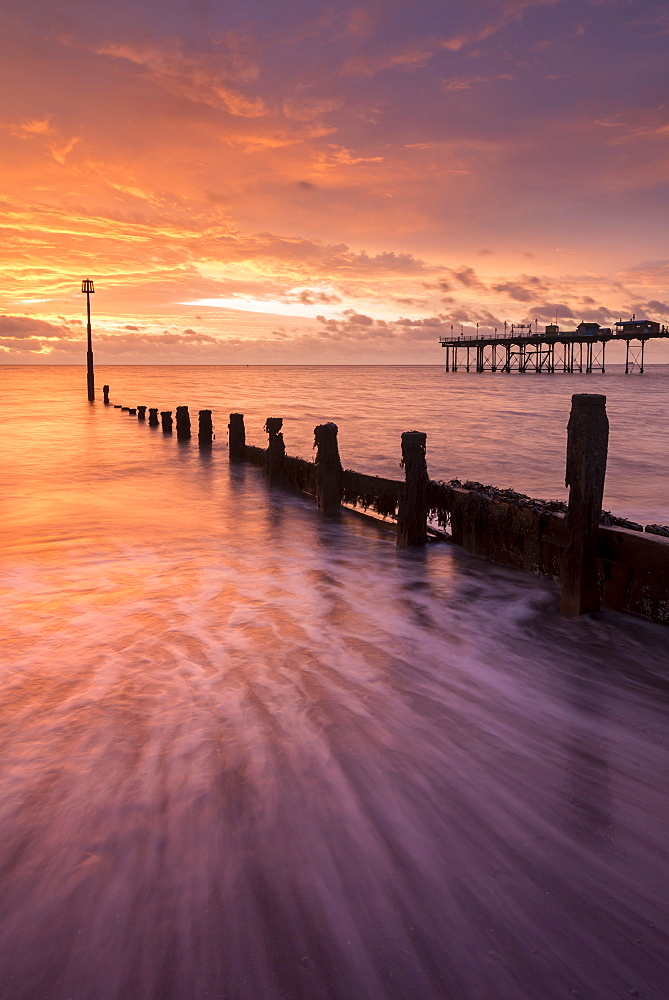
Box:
(82, 278), (95, 401)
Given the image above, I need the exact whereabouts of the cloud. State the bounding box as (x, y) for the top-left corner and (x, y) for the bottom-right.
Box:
(94, 38), (266, 118)
(492, 276), (548, 301)
(645, 299), (669, 317)
(0, 315), (71, 340)
(448, 266), (485, 290)
(442, 74), (513, 91)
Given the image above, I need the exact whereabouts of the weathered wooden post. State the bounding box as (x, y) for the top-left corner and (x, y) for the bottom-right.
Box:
(314, 422), (342, 510)
(160, 410), (173, 434)
(102, 385), (110, 405)
(560, 394), (609, 616)
(176, 405), (191, 440)
(198, 410), (213, 447)
(148, 408), (159, 426)
(128, 408), (137, 415)
(264, 417), (285, 482)
(228, 413), (246, 461)
(397, 431), (429, 548)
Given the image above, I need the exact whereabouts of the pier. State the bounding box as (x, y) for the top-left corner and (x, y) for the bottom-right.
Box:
(440, 319), (669, 373)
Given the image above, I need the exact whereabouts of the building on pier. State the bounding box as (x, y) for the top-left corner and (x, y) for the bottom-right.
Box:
(439, 317), (669, 374)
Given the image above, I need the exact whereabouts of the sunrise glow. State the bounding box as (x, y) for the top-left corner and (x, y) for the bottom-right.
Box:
(1, 1), (668, 363)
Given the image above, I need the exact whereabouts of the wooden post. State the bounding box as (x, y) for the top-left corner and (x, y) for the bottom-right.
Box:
(128, 408), (137, 415)
(228, 413), (246, 461)
(198, 410), (213, 447)
(397, 431), (429, 548)
(264, 417), (285, 482)
(176, 405), (191, 440)
(160, 411), (173, 434)
(102, 385), (110, 405)
(148, 408), (159, 426)
(137, 405), (147, 420)
(314, 422), (342, 510)
(560, 394), (609, 616)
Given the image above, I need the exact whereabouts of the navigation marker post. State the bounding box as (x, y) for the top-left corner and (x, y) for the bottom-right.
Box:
(82, 279), (95, 401)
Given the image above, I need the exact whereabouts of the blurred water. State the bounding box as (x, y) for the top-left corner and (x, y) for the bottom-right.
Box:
(0, 366), (668, 1000)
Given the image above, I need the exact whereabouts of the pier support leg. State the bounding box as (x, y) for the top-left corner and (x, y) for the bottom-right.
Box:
(397, 431), (429, 549)
(560, 394), (609, 616)
(264, 417), (285, 482)
(137, 405), (147, 420)
(640, 340), (645, 374)
(102, 385), (110, 405)
(148, 408), (159, 427)
(176, 406), (191, 440)
(198, 410), (213, 447)
(314, 422), (342, 511)
(160, 411), (173, 434)
(228, 413), (246, 461)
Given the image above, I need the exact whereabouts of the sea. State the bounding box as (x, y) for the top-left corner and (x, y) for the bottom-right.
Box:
(0, 364), (668, 1000)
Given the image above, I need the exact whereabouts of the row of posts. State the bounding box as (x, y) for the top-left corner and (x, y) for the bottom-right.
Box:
(104, 388), (608, 617)
(229, 394), (609, 617)
(103, 385), (214, 446)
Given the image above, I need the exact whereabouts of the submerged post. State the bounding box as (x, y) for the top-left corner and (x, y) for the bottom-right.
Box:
(137, 405), (147, 420)
(176, 405), (191, 440)
(82, 279), (95, 402)
(560, 394), (609, 616)
(314, 422), (342, 511)
(397, 431), (429, 548)
(228, 413), (246, 461)
(160, 410), (173, 434)
(198, 410), (213, 447)
(148, 408), (159, 426)
(264, 417), (285, 482)
(102, 385), (110, 405)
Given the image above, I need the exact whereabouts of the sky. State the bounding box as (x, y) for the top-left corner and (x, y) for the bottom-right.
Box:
(1, 0), (668, 364)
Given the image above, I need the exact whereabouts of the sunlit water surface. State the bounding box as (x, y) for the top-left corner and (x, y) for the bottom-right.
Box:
(0, 366), (668, 1000)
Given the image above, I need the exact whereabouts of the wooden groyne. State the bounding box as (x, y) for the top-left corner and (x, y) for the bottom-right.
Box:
(105, 388), (669, 625)
(230, 397), (669, 625)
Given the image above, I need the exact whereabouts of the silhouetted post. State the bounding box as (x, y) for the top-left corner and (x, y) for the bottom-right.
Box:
(160, 411), (173, 434)
(176, 406), (191, 440)
(264, 418), (285, 482)
(82, 279), (95, 401)
(314, 422), (342, 510)
(228, 413), (246, 461)
(137, 405), (147, 420)
(397, 431), (429, 548)
(560, 394), (609, 616)
(148, 408), (159, 426)
(102, 385), (110, 405)
(128, 408), (137, 415)
(198, 410), (213, 447)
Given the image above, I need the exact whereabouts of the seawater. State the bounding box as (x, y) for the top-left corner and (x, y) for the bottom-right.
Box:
(0, 365), (668, 1000)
